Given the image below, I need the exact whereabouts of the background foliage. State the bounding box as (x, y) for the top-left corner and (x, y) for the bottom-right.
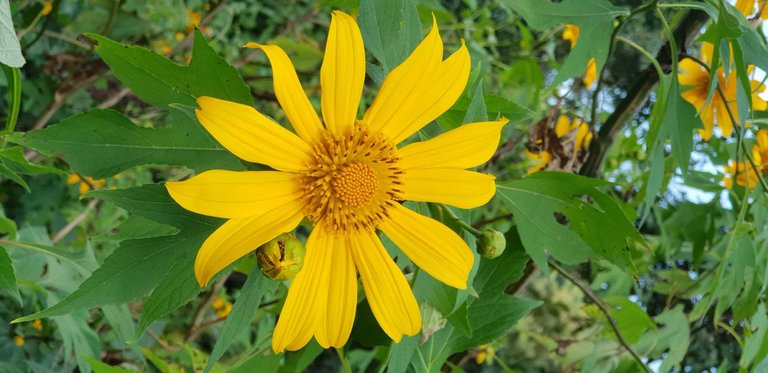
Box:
(1, 0), (767, 372)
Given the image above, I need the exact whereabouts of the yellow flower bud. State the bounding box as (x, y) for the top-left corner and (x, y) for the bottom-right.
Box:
(32, 320), (42, 331)
(257, 233), (305, 280)
(14, 335), (24, 347)
(477, 229), (506, 259)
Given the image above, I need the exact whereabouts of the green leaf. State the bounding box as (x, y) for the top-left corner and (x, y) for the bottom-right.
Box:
(206, 269), (277, 373)
(1, 65), (21, 134)
(13, 185), (221, 323)
(603, 296), (656, 344)
(0, 0), (25, 67)
(741, 303), (768, 369)
(133, 251), (199, 341)
(83, 355), (134, 373)
(412, 246), (540, 371)
(86, 30), (252, 108)
(0, 147), (63, 175)
(0, 246), (20, 305)
(462, 79), (488, 124)
(497, 172), (643, 273)
(502, 0), (628, 86)
(634, 306), (690, 373)
(358, 0), (421, 73)
(9, 109), (244, 179)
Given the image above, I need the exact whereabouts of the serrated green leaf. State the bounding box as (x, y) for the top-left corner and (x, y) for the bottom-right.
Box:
(14, 185), (221, 323)
(133, 251), (199, 341)
(497, 172), (644, 273)
(9, 109), (244, 179)
(86, 30), (252, 108)
(502, 0), (628, 86)
(0, 246), (20, 305)
(358, 0), (421, 73)
(0, 0), (25, 67)
(206, 268), (277, 373)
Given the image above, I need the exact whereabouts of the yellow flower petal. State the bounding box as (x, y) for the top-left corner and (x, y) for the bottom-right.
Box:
(166, 170), (300, 219)
(272, 227), (357, 351)
(403, 169), (496, 209)
(194, 203), (304, 286)
(524, 150), (553, 174)
(364, 17), (471, 144)
(195, 96), (311, 171)
(397, 119), (507, 170)
(583, 58), (597, 88)
(321, 11), (365, 134)
(272, 229), (325, 353)
(716, 100), (735, 138)
(243, 43), (324, 143)
(554, 115), (572, 138)
(313, 229), (357, 348)
(379, 204), (473, 289)
(350, 230), (420, 341)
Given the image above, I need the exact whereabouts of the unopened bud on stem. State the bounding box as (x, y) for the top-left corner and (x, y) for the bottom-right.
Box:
(257, 233), (305, 280)
(477, 229), (506, 259)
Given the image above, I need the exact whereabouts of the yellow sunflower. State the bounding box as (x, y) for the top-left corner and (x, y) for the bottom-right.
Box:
(678, 42), (767, 141)
(562, 24), (597, 88)
(165, 11), (505, 353)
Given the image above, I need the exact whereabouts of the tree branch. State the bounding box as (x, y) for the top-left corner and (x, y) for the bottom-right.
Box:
(580, 10), (710, 177)
(550, 260), (651, 372)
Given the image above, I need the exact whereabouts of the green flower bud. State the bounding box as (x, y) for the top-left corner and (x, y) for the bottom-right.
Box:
(257, 233), (305, 280)
(477, 229), (506, 259)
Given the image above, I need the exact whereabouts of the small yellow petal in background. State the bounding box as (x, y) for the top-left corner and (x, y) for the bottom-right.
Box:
(244, 43), (324, 143)
(554, 115), (572, 138)
(194, 203), (304, 287)
(583, 58), (597, 88)
(379, 204), (473, 289)
(716, 101), (735, 138)
(365, 17), (471, 143)
(524, 150), (553, 174)
(398, 119), (507, 170)
(402, 169), (496, 209)
(166, 170), (300, 219)
(562, 24), (579, 48)
(350, 230), (421, 341)
(313, 231), (357, 349)
(320, 11), (365, 134)
(195, 96), (312, 171)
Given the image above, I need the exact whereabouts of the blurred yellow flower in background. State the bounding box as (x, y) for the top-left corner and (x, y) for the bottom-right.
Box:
(66, 174), (105, 194)
(735, 0), (768, 18)
(678, 42), (767, 141)
(562, 24), (597, 88)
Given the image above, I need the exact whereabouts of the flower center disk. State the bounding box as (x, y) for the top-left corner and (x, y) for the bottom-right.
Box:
(332, 163), (378, 207)
(299, 124), (403, 233)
